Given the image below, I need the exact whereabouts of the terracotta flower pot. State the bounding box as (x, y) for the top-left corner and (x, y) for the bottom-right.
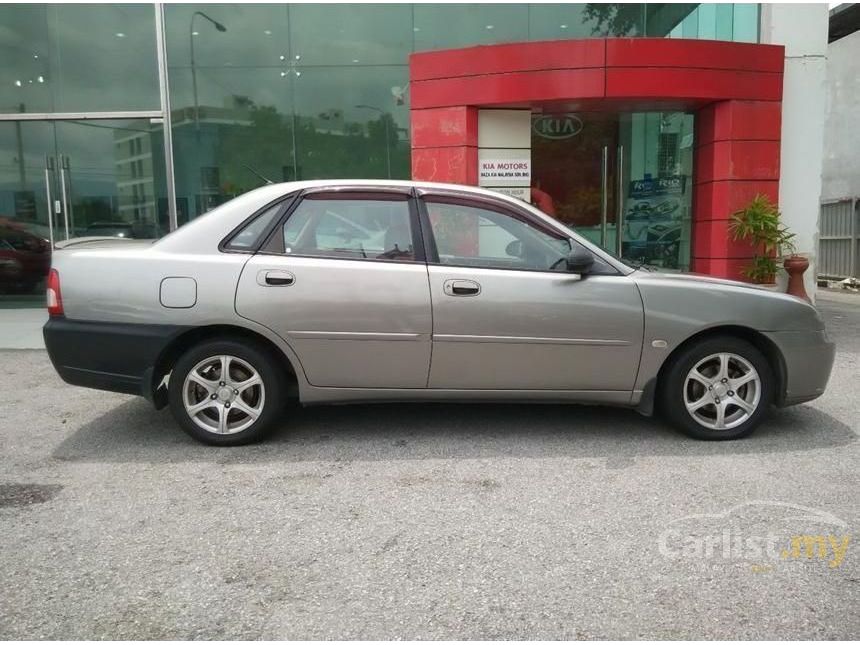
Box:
(783, 255), (810, 301)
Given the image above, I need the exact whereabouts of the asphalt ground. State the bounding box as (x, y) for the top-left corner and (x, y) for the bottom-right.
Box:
(0, 292), (858, 639)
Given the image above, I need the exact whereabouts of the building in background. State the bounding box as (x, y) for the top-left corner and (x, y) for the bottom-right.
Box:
(819, 3), (860, 280)
(0, 3), (829, 307)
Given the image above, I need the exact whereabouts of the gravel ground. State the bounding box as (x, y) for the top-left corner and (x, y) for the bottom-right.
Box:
(0, 294), (858, 639)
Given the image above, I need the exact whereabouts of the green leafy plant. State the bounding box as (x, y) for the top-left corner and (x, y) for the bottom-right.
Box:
(728, 194), (796, 283)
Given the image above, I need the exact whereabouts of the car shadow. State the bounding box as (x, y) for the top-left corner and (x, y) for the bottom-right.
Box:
(52, 397), (856, 466)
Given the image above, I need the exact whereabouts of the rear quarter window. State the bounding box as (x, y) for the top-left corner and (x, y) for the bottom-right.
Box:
(223, 202), (284, 251)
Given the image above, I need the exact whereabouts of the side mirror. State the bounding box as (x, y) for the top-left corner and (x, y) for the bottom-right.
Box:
(565, 246), (594, 274)
(505, 240), (523, 258)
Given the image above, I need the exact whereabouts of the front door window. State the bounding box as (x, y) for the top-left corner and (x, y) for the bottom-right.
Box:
(423, 198), (571, 272)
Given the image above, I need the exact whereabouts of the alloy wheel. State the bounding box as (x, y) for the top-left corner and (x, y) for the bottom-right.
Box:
(683, 352), (761, 430)
(181, 354), (265, 435)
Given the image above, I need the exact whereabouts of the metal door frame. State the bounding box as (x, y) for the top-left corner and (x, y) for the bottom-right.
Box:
(42, 151), (73, 243)
(597, 143), (626, 256)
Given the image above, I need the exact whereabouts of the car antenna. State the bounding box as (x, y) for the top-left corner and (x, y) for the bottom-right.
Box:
(242, 164), (274, 185)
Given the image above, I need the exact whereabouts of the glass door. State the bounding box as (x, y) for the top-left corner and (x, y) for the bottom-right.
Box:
(0, 121), (55, 306)
(0, 118), (168, 306)
(530, 111), (619, 250)
(530, 110), (694, 271)
(54, 120), (168, 240)
(617, 112), (694, 272)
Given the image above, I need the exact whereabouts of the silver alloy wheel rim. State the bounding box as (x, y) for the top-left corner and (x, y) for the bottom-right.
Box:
(182, 355), (265, 435)
(683, 352), (761, 430)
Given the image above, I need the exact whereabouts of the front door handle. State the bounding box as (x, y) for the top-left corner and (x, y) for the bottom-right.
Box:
(258, 270), (295, 287)
(443, 279), (481, 297)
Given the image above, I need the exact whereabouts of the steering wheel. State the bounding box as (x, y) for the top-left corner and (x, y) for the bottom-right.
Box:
(377, 245), (411, 260)
(549, 256), (567, 270)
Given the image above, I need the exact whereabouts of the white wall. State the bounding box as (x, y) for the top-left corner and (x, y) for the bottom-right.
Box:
(477, 109), (531, 202)
(822, 29), (860, 201)
(760, 3), (829, 297)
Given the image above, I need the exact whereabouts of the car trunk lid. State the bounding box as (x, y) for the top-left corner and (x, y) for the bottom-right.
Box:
(53, 237), (156, 251)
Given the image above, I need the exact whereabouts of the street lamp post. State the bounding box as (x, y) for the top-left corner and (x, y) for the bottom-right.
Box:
(189, 11), (227, 131)
(355, 104), (391, 179)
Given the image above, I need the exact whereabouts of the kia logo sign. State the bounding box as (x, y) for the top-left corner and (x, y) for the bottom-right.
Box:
(532, 114), (583, 140)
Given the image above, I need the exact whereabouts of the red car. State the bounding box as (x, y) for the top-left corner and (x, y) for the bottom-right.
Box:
(0, 225), (51, 294)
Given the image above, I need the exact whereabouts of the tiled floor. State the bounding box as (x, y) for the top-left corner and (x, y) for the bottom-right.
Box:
(0, 308), (48, 349)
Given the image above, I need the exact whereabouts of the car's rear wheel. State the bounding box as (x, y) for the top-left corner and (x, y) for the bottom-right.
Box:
(168, 338), (285, 446)
(659, 335), (774, 440)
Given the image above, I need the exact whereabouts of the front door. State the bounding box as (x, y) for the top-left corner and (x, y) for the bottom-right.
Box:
(236, 189), (433, 389)
(419, 192), (644, 392)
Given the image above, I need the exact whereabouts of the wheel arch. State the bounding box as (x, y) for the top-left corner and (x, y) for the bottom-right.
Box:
(147, 324), (300, 409)
(637, 324), (787, 415)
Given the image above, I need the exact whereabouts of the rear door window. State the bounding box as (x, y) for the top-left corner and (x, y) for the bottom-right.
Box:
(274, 193), (417, 262)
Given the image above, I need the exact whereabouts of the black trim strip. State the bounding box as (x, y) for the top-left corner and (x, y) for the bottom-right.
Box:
(416, 187), (561, 238)
(413, 188), (439, 263)
(260, 189), (307, 255)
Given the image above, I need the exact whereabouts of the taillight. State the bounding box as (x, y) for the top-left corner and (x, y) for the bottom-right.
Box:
(47, 268), (63, 317)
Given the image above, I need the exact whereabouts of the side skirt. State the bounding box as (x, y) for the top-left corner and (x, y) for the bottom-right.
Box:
(299, 387), (637, 407)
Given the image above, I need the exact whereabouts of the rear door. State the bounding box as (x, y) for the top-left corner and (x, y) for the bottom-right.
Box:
(235, 188), (432, 388)
(418, 191), (644, 392)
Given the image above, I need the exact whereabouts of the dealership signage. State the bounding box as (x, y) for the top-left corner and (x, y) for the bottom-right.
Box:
(532, 113), (583, 140)
(629, 175), (687, 199)
(490, 186), (530, 202)
(478, 158), (531, 185)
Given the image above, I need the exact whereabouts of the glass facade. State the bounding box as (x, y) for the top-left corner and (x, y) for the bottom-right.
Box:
(0, 3), (760, 304)
(0, 4), (160, 114)
(162, 3), (757, 221)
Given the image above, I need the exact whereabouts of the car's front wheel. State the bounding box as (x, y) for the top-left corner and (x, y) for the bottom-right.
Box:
(168, 338), (285, 446)
(660, 335), (774, 440)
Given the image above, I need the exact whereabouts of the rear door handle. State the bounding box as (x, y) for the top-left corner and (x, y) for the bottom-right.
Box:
(258, 270), (295, 287)
(443, 279), (481, 297)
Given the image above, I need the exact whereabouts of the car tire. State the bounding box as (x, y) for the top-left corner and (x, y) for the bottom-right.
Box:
(168, 338), (286, 446)
(659, 335), (774, 440)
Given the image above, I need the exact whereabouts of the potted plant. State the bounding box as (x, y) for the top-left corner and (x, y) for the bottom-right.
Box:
(727, 194), (809, 300)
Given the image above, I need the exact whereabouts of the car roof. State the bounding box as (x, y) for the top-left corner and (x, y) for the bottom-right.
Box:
(153, 179), (632, 275)
(258, 179), (515, 199)
(155, 180), (524, 254)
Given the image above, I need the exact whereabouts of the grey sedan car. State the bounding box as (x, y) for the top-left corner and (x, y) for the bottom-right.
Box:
(43, 180), (834, 445)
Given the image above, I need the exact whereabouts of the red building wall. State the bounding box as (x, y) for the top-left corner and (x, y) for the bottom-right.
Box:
(409, 38), (785, 280)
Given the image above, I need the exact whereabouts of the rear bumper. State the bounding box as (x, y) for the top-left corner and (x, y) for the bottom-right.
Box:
(43, 317), (189, 399)
(763, 329), (836, 406)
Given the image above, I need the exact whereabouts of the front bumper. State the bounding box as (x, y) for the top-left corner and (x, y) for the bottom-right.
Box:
(763, 329), (836, 406)
(43, 317), (189, 400)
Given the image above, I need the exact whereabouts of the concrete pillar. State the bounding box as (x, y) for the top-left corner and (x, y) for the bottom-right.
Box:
(692, 100), (782, 279)
(410, 106), (478, 184)
(760, 3), (829, 298)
